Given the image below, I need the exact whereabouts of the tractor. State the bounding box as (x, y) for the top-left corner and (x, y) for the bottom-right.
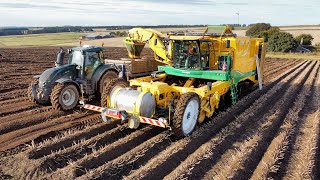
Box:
(28, 46), (123, 111)
(82, 26), (266, 137)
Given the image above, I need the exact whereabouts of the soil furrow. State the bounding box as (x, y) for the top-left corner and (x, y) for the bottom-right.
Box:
(28, 119), (121, 159)
(33, 123), (130, 174)
(46, 126), (158, 179)
(0, 101), (38, 117)
(0, 97), (28, 106)
(0, 108), (61, 135)
(125, 61), (309, 179)
(283, 62), (320, 179)
(249, 61), (319, 180)
(202, 61), (317, 180)
(0, 89), (26, 101)
(166, 61), (315, 180)
(82, 131), (172, 179)
(0, 113), (95, 151)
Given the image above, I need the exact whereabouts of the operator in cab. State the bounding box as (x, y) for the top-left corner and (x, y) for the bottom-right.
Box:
(185, 44), (199, 69)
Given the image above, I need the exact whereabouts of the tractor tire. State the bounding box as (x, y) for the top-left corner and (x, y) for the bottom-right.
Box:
(101, 78), (129, 107)
(172, 92), (200, 137)
(51, 83), (79, 111)
(27, 82), (48, 105)
(98, 70), (118, 96)
(27, 82), (38, 104)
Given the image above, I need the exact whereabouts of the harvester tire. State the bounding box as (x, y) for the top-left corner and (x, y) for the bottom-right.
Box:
(51, 83), (79, 111)
(98, 70), (118, 96)
(101, 78), (129, 107)
(172, 92), (200, 137)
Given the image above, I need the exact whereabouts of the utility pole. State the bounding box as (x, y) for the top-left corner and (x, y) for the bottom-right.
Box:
(236, 12), (240, 26)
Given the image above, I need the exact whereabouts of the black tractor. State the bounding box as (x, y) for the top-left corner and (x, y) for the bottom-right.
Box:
(28, 46), (124, 111)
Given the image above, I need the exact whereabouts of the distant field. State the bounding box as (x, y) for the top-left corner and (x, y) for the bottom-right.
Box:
(0, 26), (320, 47)
(267, 52), (320, 60)
(0, 32), (85, 46)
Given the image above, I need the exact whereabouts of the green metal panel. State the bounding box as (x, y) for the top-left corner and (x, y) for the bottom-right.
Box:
(158, 66), (229, 81)
(157, 66), (256, 83)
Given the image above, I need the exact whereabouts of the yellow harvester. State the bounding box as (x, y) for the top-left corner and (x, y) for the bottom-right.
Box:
(83, 26), (266, 137)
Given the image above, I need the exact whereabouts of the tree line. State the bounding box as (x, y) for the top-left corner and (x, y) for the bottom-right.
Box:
(245, 23), (316, 52)
(0, 26), (93, 36)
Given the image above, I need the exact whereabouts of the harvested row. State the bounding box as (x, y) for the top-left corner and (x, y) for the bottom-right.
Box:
(163, 60), (314, 180)
(125, 61), (310, 179)
(0, 100), (38, 117)
(283, 62), (320, 179)
(201, 61), (318, 180)
(0, 107), (59, 135)
(250, 61), (319, 180)
(263, 59), (300, 76)
(82, 131), (172, 179)
(0, 113), (100, 151)
(0, 89), (26, 101)
(4, 123), (128, 178)
(0, 97), (28, 106)
(46, 126), (162, 179)
(28, 120), (123, 159)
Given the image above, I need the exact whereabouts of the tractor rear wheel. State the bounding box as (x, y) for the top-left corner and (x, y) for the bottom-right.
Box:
(101, 78), (129, 107)
(98, 70), (118, 96)
(51, 83), (79, 111)
(172, 92), (200, 137)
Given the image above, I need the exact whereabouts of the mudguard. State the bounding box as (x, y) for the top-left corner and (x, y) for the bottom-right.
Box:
(91, 64), (124, 91)
(55, 78), (80, 88)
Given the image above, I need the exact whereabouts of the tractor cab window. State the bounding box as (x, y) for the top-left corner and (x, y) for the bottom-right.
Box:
(69, 51), (84, 66)
(85, 52), (99, 66)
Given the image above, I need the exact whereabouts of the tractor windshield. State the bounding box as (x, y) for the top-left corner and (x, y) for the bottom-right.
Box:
(69, 51), (84, 66)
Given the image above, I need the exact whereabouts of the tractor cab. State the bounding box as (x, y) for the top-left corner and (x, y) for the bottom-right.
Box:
(67, 46), (104, 79)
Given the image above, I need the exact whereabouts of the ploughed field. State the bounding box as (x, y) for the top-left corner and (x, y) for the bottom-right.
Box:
(0, 47), (319, 179)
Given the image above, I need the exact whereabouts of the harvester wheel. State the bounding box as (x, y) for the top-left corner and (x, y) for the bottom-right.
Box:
(172, 92), (200, 137)
(98, 70), (118, 96)
(101, 78), (129, 107)
(51, 83), (79, 111)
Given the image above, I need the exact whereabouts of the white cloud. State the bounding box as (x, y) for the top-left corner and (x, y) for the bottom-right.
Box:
(0, 0), (319, 26)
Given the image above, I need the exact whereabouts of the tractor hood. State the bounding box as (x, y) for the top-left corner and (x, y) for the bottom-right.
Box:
(39, 64), (77, 88)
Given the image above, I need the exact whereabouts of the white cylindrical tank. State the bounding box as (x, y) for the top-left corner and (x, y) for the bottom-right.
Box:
(110, 88), (156, 118)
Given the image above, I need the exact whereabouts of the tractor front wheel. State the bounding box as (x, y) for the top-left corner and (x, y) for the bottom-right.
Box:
(27, 81), (49, 105)
(51, 83), (79, 111)
(172, 92), (200, 137)
(101, 78), (129, 107)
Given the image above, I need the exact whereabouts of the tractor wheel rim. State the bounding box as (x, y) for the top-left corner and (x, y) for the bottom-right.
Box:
(62, 89), (76, 106)
(182, 98), (199, 135)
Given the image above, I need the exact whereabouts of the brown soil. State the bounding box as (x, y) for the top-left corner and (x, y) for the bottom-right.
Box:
(0, 47), (318, 179)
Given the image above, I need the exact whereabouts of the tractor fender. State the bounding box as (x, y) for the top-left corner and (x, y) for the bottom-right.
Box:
(91, 64), (124, 91)
(55, 78), (80, 90)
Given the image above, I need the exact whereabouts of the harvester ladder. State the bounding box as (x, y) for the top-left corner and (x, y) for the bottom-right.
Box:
(228, 74), (237, 105)
(226, 55), (237, 105)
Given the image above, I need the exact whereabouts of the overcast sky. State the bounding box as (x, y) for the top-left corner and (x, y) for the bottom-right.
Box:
(0, 0), (319, 27)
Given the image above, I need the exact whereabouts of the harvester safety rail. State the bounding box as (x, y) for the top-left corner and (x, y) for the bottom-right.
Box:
(82, 104), (168, 128)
